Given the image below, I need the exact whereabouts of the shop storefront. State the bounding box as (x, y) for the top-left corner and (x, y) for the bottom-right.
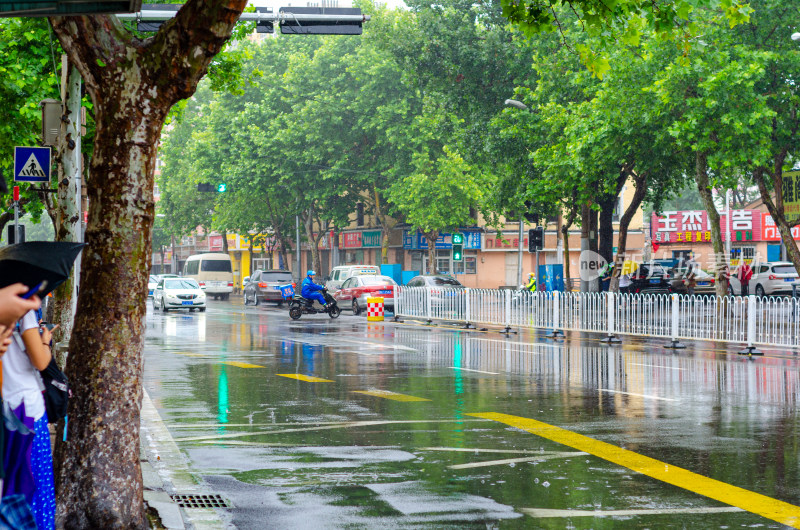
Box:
(650, 209), (800, 268)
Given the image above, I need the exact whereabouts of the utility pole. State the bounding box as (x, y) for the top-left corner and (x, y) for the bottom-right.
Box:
(295, 215), (301, 281)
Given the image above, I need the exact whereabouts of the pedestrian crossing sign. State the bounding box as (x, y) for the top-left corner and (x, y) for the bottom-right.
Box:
(14, 146), (51, 182)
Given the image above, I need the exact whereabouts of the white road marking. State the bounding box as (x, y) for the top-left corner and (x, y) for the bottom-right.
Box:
(450, 366), (499, 375)
(598, 388), (678, 402)
(521, 507), (744, 518)
(449, 452), (587, 469)
(474, 337), (559, 350)
(630, 363), (687, 371)
(175, 419), (491, 442)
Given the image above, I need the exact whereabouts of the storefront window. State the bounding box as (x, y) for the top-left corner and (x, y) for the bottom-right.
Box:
(436, 250), (450, 274)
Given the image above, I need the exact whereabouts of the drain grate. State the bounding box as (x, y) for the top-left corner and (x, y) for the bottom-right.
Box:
(169, 494), (230, 509)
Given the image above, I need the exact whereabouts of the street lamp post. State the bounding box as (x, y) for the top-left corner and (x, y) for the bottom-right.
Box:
(504, 98), (530, 288)
(792, 33), (800, 41)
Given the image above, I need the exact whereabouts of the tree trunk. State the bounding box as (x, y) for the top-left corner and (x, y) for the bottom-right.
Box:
(754, 166), (800, 277)
(561, 208), (577, 292)
(610, 171), (647, 292)
(579, 202), (591, 292)
(597, 195), (616, 267)
(50, 1), (245, 525)
(424, 231), (439, 274)
(222, 229), (229, 253)
(51, 62), (83, 354)
(695, 151), (728, 297)
(302, 212), (318, 276)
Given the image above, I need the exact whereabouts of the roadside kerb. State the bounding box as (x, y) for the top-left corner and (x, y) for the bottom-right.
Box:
(141, 389), (229, 529)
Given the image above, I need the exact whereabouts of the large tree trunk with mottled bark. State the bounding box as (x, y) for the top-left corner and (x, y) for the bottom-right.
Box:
(50, 1), (244, 526)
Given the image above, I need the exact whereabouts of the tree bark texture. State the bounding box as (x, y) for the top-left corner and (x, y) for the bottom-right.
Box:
(610, 170), (647, 293)
(695, 151), (728, 297)
(50, 1), (245, 526)
(424, 231), (439, 275)
(754, 167), (800, 277)
(51, 63), (84, 348)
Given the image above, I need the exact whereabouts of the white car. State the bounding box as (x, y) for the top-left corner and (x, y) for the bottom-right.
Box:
(147, 275), (158, 298)
(729, 262), (799, 296)
(153, 278), (207, 312)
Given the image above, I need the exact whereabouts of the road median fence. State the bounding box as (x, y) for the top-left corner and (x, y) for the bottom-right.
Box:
(393, 287), (800, 350)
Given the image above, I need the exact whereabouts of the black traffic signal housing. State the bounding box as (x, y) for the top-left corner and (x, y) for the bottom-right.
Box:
(452, 232), (464, 262)
(528, 227), (544, 252)
(7, 224), (24, 244)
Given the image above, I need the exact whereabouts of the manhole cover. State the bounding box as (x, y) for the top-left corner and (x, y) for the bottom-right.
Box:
(169, 494), (230, 509)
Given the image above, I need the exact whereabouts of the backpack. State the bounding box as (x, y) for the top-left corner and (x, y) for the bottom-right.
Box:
(39, 358), (70, 423)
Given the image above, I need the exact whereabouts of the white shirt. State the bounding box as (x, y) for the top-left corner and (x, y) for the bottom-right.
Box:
(2, 310), (45, 420)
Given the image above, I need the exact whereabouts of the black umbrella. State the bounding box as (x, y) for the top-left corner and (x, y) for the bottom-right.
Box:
(0, 242), (85, 297)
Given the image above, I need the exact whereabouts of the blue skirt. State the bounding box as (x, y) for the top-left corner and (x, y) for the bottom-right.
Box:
(30, 413), (55, 530)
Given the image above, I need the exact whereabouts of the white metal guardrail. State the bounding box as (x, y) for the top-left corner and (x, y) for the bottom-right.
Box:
(393, 286), (800, 350)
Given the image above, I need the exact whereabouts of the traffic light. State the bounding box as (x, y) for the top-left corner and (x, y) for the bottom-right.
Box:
(528, 227), (544, 252)
(196, 183), (230, 193)
(452, 232), (464, 262)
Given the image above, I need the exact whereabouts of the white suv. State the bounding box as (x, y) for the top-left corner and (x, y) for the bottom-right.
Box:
(729, 262), (799, 296)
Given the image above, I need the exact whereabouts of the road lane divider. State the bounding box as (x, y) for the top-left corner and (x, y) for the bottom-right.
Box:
(352, 390), (431, 402)
(277, 374), (334, 383)
(467, 412), (800, 528)
(450, 367), (499, 375)
(449, 452), (586, 469)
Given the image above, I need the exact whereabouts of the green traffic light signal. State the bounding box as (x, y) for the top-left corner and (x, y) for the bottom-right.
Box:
(218, 183), (227, 192)
(452, 232), (464, 245)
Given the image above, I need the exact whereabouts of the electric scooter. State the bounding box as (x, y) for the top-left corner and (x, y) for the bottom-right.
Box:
(289, 287), (341, 320)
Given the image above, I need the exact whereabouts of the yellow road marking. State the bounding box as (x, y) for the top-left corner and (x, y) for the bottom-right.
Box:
(174, 351), (206, 357)
(352, 390), (431, 402)
(468, 412), (800, 528)
(277, 374), (334, 383)
(222, 361), (264, 369)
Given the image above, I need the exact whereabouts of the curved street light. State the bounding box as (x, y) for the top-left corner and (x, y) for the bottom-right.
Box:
(504, 99), (529, 111)
(792, 32), (800, 41)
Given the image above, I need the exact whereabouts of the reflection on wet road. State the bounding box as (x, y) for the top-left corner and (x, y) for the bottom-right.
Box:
(144, 300), (800, 528)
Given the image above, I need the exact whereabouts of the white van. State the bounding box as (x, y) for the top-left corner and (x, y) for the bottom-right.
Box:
(326, 265), (380, 291)
(183, 253), (234, 300)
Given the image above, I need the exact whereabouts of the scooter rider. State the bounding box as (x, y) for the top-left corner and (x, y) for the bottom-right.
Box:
(301, 270), (327, 308)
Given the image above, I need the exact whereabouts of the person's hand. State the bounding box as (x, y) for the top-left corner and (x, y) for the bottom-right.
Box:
(0, 324), (12, 356)
(39, 322), (58, 346)
(0, 283), (41, 326)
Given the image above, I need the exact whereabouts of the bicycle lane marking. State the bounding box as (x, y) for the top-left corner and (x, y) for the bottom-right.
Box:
(467, 412), (800, 529)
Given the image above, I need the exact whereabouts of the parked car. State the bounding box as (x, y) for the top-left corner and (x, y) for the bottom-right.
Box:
(148, 275), (158, 298)
(326, 265), (381, 291)
(153, 278), (206, 312)
(404, 274), (465, 306)
(668, 266), (716, 296)
(627, 263), (672, 294)
(333, 275), (398, 315)
(243, 269), (294, 306)
(729, 261), (799, 296)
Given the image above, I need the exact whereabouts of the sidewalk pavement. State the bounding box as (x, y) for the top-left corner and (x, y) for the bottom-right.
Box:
(141, 390), (230, 529)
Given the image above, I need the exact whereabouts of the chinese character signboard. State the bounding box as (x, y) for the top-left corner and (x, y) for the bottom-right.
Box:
(761, 213), (800, 241)
(783, 170), (800, 223)
(361, 230), (382, 248)
(482, 232), (529, 251)
(650, 210), (763, 244)
(340, 232), (362, 248)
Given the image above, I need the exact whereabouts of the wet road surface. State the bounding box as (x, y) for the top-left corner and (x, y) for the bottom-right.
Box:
(143, 298), (800, 528)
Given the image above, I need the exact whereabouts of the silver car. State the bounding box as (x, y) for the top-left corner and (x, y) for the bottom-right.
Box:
(729, 262), (799, 296)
